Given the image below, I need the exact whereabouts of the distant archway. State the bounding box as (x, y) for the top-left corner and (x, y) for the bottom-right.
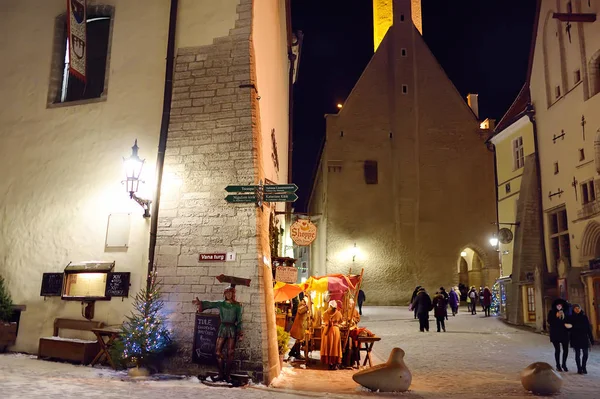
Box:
(580, 220), (600, 261)
(457, 246), (486, 298)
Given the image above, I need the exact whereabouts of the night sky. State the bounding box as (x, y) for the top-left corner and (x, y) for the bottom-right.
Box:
(290, 0), (538, 211)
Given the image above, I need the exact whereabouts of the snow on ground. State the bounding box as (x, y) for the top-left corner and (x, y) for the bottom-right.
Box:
(360, 306), (600, 398)
(1, 306), (599, 398)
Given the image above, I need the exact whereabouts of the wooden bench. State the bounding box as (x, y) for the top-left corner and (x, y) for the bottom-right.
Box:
(38, 319), (105, 365)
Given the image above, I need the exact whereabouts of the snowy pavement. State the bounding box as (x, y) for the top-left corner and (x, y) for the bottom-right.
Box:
(360, 306), (600, 398)
(1, 306), (599, 398)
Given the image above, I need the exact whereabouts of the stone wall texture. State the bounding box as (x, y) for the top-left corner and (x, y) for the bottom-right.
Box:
(155, 0), (278, 383)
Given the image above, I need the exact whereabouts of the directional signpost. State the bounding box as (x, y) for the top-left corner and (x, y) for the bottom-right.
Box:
(264, 193), (298, 202)
(224, 182), (298, 205)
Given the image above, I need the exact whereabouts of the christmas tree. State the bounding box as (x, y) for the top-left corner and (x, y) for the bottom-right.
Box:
(491, 282), (500, 316)
(120, 273), (171, 368)
(0, 275), (14, 322)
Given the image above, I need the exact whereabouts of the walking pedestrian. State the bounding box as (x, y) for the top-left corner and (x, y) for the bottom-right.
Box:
(439, 287), (449, 320)
(411, 286), (421, 320)
(482, 286), (492, 317)
(412, 287), (432, 332)
(357, 289), (366, 316)
(449, 287), (460, 316)
(479, 287), (485, 313)
(569, 304), (594, 374)
(547, 299), (571, 372)
(468, 287), (478, 315)
(432, 291), (448, 332)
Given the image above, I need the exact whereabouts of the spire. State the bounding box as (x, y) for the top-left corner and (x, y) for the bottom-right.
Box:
(373, 0), (423, 52)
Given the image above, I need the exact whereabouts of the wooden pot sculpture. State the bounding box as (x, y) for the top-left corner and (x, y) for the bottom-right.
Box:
(352, 347), (412, 392)
(520, 362), (563, 396)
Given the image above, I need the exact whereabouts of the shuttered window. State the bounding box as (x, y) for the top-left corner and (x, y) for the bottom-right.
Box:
(364, 160), (378, 184)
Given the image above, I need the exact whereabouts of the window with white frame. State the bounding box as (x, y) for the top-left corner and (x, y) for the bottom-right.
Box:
(581, 179), (596, 204)
(512, 136), (524, 170)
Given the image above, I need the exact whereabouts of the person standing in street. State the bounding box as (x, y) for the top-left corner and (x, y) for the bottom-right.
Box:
(569, 304), (594, 374)
(448, 287), (460, 316)
(548, 299), (571, 372)
(432, 291), (448, 332)
(482, 286), (492, 317)
(468, 287), (478, 315)
(439, 287), (449, 320)
(410, 286), (421, 319)
(412, 287), (432, 332)
(357, 289), (366, 316)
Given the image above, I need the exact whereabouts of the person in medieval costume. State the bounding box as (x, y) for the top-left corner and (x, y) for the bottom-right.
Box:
(288, 296), (309, 360)
(193, 285), (243, 382)
(321, 300), (343, 370)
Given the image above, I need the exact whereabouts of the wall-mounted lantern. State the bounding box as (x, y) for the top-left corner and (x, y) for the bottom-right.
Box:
(351, 243), (358, 262)
(123, 140), (151, 218)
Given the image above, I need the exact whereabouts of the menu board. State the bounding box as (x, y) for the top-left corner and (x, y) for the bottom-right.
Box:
(192, 313), (221, 365)
(104, 272), (130, 297)
(40, 273), (64, 296)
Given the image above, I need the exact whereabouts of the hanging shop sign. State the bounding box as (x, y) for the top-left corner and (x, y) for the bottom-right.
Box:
(290, 219), (317, 246)
(67, 0), (87, 81)
(275, 266), (298, 283)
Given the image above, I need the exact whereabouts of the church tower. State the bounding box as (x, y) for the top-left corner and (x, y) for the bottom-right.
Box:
(373, 0), (422, 51)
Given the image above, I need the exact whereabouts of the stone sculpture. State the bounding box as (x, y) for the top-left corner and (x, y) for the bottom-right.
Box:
(352, 347), (412, 392)
(520, 362), (563, 396)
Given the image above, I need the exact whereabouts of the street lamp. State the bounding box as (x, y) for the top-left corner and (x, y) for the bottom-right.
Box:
(123, 140), (151, 218)
(460, 251), (467, 257)
(489, 234), (499, 247)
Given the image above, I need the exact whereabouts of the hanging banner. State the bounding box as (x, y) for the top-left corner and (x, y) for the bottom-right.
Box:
(290, 219), (317, 246)
(67, 0), (87, 81)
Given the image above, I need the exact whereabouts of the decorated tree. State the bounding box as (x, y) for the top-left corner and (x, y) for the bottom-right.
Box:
(491, 282), (501, 316)
(120, 273), (171, 368)
(0, 276), (14, 322)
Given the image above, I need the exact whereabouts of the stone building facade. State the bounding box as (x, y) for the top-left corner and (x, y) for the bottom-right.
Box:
(0, 0), (291, 383)
(308, 0), (498, 304)
(528, 0), (600, 339)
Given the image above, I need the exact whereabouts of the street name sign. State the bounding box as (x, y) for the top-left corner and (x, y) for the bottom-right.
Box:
(225, 185), (258, 193)
(224, 194), (257, 203)
(263, 184), (298, 193)
(263, 193), (298, 202)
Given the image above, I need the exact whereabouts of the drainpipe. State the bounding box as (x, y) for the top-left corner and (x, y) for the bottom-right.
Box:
(147, 0), (179, 289)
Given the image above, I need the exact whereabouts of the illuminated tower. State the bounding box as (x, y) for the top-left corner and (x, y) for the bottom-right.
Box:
(373, 0), (422, 52)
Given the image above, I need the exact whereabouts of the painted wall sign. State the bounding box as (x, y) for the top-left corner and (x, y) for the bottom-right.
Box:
(67, 0), (87, 81)
(275, 266), (298, 283)
(199, 253), (226, 262)
(290, 219), (317, 246)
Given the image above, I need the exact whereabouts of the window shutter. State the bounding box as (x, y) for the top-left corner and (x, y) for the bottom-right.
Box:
(364, 160), (378, 184)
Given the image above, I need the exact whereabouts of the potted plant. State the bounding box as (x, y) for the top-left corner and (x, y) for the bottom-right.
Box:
(276, 326), (290, 369)
(0, 275), (17, 352)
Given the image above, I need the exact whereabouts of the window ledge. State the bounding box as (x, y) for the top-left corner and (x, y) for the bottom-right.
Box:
(47, 95), (107, 109)
(576, 160), (594, 169)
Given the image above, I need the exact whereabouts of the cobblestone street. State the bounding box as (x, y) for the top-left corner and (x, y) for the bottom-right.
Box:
(1, 306), (599, 398)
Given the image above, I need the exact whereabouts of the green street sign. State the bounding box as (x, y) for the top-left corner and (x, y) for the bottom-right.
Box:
(225, 185), (258, 193)
(225, 194), (257, 203)
(264, 193), (298, 202)
(264, 184), (298, 193)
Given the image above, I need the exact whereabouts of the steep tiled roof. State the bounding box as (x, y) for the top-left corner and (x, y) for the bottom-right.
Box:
(492, 85), (531, 134)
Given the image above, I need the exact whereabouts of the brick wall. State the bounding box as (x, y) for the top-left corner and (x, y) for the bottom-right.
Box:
(154, 0), (276, 382)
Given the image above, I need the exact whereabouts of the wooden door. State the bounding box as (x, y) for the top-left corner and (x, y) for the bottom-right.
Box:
(525, 285), (536, 322)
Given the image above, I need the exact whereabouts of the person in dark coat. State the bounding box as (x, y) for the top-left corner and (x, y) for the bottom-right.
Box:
(439, 287), (449, 320)
(468, 287), (478, 315)
(547, 298), (571, 372)
(569, 304), (594, 374)
(448, 287), (460, 316)
(432, 292), (448, 332)
(412, 288), (432, 332)
(410, 286), (421, 319)
(482, 286), (493, 317)
(357, 289), (366, 315)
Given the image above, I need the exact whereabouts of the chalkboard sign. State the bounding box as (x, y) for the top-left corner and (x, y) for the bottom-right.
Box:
(105, 272), (130, 297)
(192, 313), (221, 365)
(40, 273), (64, 296)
